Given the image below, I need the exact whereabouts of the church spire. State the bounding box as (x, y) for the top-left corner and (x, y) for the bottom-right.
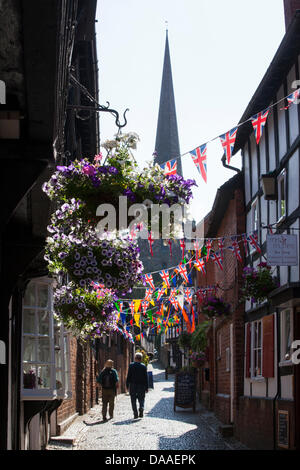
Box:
(154, 30), (182, 175)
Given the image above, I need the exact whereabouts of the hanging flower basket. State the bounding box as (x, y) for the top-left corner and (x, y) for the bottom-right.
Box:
(45, 232), (144, 296)
(189, 351), (207, 368)
(241, 262), (279, 303)
(42, 141), (197, 236)
(178, 331), (192, 349)
(201, 295), (231, 319)
(53, 283), (118, 340)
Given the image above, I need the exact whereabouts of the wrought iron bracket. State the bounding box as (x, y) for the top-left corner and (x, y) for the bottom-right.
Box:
(69, 74), (129, 130)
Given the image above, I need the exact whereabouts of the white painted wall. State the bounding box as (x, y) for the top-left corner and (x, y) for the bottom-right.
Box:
(250, 133), (258, 197)
(244, 147), (251, 206)
(288, 149), (299, 216)
(268, 107), (276, 172)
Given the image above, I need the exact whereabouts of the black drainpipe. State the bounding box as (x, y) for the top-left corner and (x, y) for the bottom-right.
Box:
(221, 153), (241, 173)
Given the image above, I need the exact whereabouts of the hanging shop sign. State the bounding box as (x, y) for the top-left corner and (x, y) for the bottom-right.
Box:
(266, 234), (298, 266)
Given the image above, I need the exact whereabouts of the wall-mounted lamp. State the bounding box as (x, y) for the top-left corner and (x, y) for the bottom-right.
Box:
(261, 173), (276, 200)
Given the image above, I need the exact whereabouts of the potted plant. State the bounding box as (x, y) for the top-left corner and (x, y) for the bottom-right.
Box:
(200, 295), (231, 319)
(241, 262), (279, 304)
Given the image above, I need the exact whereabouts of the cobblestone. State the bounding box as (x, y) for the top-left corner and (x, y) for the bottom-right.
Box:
(47, 361), (248, 451)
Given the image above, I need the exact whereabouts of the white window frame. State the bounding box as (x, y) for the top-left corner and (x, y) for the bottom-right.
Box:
(277, 168), (287, 223)
(251, 320), (263, 379)
(280, 308), (294, 366)
(21, 277), (71, 401)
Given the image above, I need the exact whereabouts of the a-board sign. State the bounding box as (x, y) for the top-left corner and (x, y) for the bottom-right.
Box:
(278, 410), (289, 449)
(174, 371), (196, 412)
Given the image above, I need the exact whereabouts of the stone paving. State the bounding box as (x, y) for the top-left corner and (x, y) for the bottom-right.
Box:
(47, 361), (248, 451)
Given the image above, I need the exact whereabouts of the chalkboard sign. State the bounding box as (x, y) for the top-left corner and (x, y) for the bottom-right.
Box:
(174, 371), (196, 412)
(278, 410), (289, 449)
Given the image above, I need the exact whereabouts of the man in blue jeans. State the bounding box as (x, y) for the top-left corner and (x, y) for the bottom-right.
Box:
(126, 352), (148, 419)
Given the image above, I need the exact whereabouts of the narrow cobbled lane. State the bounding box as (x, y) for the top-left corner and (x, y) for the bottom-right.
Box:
(48, 361), (247, 451)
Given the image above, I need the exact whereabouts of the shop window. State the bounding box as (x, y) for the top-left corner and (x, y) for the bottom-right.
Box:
(22, 278), (71, 400)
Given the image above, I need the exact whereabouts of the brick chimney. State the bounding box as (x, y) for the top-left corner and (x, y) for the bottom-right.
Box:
(284, 0), (300, 30)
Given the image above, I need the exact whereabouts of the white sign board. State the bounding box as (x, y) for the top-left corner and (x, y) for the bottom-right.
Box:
(266, 234), (298, 266)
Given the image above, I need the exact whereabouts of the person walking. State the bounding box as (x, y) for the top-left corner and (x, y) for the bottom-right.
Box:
(96, 359), (119, 422)
(126, 352), (148, 419)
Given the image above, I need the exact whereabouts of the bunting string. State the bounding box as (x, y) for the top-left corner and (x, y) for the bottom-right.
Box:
(159, 88), (300, 181)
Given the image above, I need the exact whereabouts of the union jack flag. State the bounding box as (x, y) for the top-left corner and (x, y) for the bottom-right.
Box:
(141, 300), (149, 315)
(206, 239), (212, 262)
(228, 236), (242, 262)
(169, 289), (178, 309)
(219, 127), (238, 165)
(156, 287), (165, 302)
(194, 259), (206, 274)
(193, 240), (200, 260)
(218, 237), (225, 260)
(144, 288), (154, 302)
(251, 109), (270, 144)
(161, 159), (177, 176)
(159, 269), (170, 288)
(190, 144), (207, 183)
(177, 263), (189, 283)
(247, 231), (261, 253)
(210, 251), (224, 270)
(184, 288), (192, 304)
(280, 89), (300, 110)
(144, 273), (155, 290)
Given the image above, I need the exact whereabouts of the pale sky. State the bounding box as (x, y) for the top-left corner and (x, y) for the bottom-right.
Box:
(95, 0), (285, 223)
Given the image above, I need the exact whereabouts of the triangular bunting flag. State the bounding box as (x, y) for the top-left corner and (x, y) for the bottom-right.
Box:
(160, 159), (177, 176)
(251, 109), (269, 144)
(190, 144), (207, 183)
(219, 126), (238, 165)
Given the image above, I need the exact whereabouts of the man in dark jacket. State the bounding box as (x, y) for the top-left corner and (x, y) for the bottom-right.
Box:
(126, 352), (148, 419)
(97, 359), (119, 421)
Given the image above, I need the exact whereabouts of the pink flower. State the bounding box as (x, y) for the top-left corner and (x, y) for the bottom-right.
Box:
(94, 153), (103, 163)
(82, 165), (96, 177)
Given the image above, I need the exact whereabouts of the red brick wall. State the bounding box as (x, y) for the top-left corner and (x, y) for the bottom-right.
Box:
(236, 396), (274, 450)
(196, 186), (246, 425)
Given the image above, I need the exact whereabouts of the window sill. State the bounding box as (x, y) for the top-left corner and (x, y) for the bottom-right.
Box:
(22, 390), (70, 401)
(250, 376), (265, 383)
